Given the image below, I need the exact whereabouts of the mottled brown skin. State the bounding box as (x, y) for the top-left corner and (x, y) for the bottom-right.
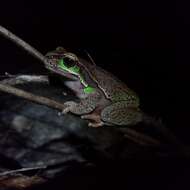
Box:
(45, 47), (142, 127)
(77, 57), (140, 105)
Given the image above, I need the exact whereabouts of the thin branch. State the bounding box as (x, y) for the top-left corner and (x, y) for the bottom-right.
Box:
(0, 25), (47, 64)
(0, 83), (66, 110)
(1, 74), (49, 86)
(0, 166), (47, 177)
(143, 115), (187, 148)
(123, 128), (160, 146)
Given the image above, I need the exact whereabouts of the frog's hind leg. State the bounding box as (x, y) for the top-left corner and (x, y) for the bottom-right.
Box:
(101, 101), (143, 126)
(81, 113), (105, 127)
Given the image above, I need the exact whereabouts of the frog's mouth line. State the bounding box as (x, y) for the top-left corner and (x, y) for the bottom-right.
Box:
(45, 58), (96, 94)
(45, 62), (78, 81)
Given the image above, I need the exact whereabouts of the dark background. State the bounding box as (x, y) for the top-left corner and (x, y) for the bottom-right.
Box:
(0, 0), (189, 189)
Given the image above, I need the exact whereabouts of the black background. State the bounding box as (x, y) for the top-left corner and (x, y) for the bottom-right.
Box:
(0, 0), (190, 189)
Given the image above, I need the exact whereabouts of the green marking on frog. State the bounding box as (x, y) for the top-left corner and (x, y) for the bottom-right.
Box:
(79, 75), (88, 87)
(58, 59), (80, 75)
(84, 86), (95, 94)
(69, 65), (80, 73)
(58, 58), (95, 94)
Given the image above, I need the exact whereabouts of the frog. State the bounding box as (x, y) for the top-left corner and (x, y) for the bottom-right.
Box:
(45, 47), (143, 127)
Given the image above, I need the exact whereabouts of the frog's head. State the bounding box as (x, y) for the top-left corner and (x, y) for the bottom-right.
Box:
(45, 48), (96, 94)
(45, 48), (79, 80)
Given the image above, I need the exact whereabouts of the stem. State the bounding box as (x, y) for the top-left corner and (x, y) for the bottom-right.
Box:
(143, 114), (185, 147)
(1, 75), (49, 86)
(123, 128), (160, 146)
(0, 166), (47, 177)
(0, 83), (65, 110)
(0, 25), (47, 64)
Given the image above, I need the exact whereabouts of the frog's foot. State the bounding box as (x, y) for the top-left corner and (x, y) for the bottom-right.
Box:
(62, 101), (77, 114)
(62, 100), (96, 115)
(88, 122), (104, 127)
(81, 114), (105, 127)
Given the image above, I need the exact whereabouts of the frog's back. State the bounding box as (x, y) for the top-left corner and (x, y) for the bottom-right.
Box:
(94, 67), (139, 105)
(79, 58), (140, 107)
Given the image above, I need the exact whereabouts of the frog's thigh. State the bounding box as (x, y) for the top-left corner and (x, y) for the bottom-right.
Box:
(101, 102), (143, 126)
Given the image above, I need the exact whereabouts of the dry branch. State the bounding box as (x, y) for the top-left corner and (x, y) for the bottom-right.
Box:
(1, 74), (49, 85)
(0, 166), (47, 177)
(0, 83), (66, 110)
(0, 25), (46, 64)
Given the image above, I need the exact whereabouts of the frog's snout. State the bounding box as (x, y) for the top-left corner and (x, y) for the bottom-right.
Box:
(46, 59), (57, 69)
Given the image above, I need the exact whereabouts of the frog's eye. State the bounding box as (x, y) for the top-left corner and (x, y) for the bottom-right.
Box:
(57, 58), (80, 74)
(63, 57), (76, 68)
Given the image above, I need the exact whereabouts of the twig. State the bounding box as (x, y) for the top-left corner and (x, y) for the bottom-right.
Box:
(1, 74), (49, 86)
(143, 115), (186, 148)
(0, 166), (47, 177)
(0, 25), (47, 64)
(0, 83), (66, 110)
(123, 128), (160, 146)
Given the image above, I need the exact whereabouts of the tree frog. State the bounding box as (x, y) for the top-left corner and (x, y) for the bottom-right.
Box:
(45, 47), (143, 127)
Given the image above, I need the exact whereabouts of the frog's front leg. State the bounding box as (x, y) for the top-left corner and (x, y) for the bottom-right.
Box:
(101, 101), (143, 126)
(62, 93), (101, 115)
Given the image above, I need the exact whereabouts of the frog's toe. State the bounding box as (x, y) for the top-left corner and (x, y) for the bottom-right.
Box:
(88, 122), (104, 128)
(81, 114), (98, 120)
(58, 108), (70, 115)
(62, 107), (70, 114)
(62, 101), (77, 114)
(64, 101), (76, 107)
(81, 114), (104, 126)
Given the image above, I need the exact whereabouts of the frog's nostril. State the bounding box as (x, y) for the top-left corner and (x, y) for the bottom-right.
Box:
(49, 61), (54, 67)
